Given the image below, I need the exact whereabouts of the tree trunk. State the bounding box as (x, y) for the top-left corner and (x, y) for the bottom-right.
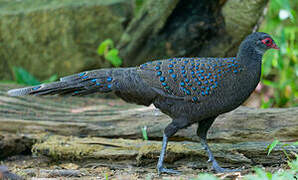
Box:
(118, 0), (269, 66)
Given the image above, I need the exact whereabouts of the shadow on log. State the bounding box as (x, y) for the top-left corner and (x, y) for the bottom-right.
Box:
(0, 84), (297, 168)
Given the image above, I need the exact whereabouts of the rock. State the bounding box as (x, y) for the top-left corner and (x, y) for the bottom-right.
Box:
(0, 0), (133, 80)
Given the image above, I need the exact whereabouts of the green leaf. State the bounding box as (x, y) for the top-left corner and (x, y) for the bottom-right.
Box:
(12, 66), (41, 85)
(105, 49), (122, 67)
(292, 141), (298, 146)
(267, 139), (280, 156)
(141, 126), (148, 141)
(197, 173), (219, 180)
(97, 39), (114, 55)
(42, 74), (58, 83)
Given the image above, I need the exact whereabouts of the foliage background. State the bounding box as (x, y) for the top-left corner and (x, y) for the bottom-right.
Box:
(258, 0), (298, 108)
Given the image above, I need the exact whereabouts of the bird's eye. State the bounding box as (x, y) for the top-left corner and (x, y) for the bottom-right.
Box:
(261, 38), (272, 46)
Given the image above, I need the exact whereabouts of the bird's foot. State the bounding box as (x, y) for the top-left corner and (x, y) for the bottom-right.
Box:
(157, 166), (181, 175)
(212, 161), (242, 173)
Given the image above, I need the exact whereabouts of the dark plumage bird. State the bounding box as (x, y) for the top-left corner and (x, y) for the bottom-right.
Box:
(8, 32), (279, 174)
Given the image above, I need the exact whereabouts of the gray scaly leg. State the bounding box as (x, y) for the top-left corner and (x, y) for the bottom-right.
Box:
(156, 133), (180, 174)
(197, 117), (241, 173)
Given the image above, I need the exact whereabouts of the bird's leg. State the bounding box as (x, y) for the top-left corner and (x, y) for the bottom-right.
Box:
(197, 117), (241, 173)
(156, 133), (180, 174)
(157, 121), (185, 175)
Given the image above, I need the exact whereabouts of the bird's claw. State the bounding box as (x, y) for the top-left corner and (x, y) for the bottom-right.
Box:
(157, 167), (181, 175)
(212, 163), (242, 173)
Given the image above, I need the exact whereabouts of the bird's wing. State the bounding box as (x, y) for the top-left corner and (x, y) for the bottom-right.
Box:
(137, 57), (242, 103)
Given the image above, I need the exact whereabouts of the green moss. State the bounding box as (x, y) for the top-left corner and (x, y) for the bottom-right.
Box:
(32, 135), (104, 161)
(0, 0), (132, 80)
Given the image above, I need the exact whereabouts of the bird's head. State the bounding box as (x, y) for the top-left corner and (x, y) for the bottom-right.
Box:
(246, 32), (280, 54)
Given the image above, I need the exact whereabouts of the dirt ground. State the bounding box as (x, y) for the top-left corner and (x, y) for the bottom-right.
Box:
(1, 155), (290, 180)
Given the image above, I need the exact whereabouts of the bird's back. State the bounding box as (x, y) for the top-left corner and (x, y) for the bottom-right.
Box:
(137, 57), (261, 119)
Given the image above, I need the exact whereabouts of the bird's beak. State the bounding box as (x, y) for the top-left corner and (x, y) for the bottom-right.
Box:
(271, 43), (280, 50)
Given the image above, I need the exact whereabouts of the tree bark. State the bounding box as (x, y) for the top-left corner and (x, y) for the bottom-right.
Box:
(118, 0), (269, 66)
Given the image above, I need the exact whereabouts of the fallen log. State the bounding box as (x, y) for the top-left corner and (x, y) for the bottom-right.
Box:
(32, 135), (298, 168)
(0, 84), (297, 143)
(0, 83), (297, 167)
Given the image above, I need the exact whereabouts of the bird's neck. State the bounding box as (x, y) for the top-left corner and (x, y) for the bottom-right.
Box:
(236, 41), (263, 68)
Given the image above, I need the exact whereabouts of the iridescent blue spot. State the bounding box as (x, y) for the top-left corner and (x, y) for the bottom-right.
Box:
(96, 82), (101, 86)
(195, 66), (199, 70)
(194, 78), (199, 82)
(32, 86), (41, 90)
(169, 64), (173, 68)
(197, 81), (202, 86)
(233, 70), (238, 73)
(172, 74), (177, 79)
(181, 65), (185, 70)
(204, 80), (208, 84)
(201, 86), (205, 89)
(218, 73), (221, 77)
(212, 85), (216, 89)
(168, 69), (174, 73)
(185, 78), (190, 83)
(180, 81), (185, 86)
(183, 74), (187, 77)
(192, 87), (197, 91)
(165, 86), (170, 89)
(186, 89), (191, 95)
(107, 84), (112, 89)
(157, 71), (162, 76)
(205, 90), (209, 95)
(192, 96), (198, 102)
(206, 87), (210, 91)
(200, 70), (204, 73)
(228, 64), (232, 68)
(214, 75), (217, 78)
(74, 91), (79, 94)
(107, 77), (113, 82)
(160, 76), (165, 82)
(200, 76), (204, 80)
(217, 69), (221, 72)
(91, 79), (97, 82)
(208, 73), (212, 76)
(155, 66), (160, 70)
(162, 82), (167, 86)
(82, 76), (88, 80)
(172, 61), (177, 64)
(201, 91), (205, 96)
(206, 76), (210, 79)
(78, 72), (86, 77)
(184, 60), (189, 64)
(190, 65), (194, 69)
(181, 70), (186, 74)
(192, 75), (196, 78)
(191, 71), (195, 75)
(201, 64), (205, 66)
(210, 79), (213, 82)
(157, 62), (162, 65)
(187, 83), (192, 86)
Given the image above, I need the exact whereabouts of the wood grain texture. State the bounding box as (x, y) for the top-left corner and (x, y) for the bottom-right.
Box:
(0, 83), (297, 167)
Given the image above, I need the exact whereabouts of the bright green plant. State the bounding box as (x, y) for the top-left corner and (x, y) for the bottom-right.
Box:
(0, 66), (58, 85)
(97, 39), (123, 67)
(141, 126), (148, 141)
(267, 140), (298, 161)
(260, 0), (298, 107)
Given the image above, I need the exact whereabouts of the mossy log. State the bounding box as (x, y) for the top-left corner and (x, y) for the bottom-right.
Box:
(0, 84), (297, 167)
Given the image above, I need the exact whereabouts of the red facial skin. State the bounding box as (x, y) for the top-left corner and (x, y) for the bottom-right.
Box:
(261, 38), (280, 50)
